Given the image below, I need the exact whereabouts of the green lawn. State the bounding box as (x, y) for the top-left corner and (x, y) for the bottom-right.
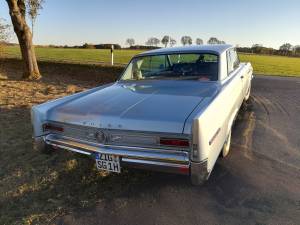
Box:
(2, 46), (300, 76)
(2, 46), (143, 65)
(239, 54), (300, 76)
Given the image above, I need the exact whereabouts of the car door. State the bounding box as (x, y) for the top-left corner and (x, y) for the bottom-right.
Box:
(233, 49), (252, 98)
(205, 49), (243, 172)
(227, 49), (244, 107)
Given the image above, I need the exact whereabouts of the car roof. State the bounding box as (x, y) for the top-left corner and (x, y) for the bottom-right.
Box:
(136, 44), (233, 57)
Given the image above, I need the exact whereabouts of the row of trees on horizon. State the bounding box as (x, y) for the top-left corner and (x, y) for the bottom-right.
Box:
(237, 43), (300, 57)
(125, 37), (300, 57)
(78, 37), (300, 58)
(53, 36), (226, 50)
(71, 36), (300, 58)
(125, 36), (226, 48)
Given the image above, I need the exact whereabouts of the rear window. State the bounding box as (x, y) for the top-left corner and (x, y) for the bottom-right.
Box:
(121, 53), (219, 81)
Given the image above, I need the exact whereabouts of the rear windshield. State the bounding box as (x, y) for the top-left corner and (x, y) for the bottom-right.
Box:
(120, 53), (219, 81)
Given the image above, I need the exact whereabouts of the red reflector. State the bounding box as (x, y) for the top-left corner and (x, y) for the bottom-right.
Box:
(160, 138), (189, 147)
(43, 123), (64, 132)
(179, 166), (190, 174)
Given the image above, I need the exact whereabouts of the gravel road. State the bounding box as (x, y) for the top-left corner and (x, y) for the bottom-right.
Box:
(57, 75), (300, 225)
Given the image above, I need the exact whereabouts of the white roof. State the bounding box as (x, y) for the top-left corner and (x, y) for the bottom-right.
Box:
(137, 44), (233, 56)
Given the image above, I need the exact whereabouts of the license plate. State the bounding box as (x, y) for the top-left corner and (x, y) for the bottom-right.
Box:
(95, 153), (121, 173)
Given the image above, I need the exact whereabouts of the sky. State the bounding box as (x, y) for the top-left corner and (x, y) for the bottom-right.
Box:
(1, 0), (300, 49)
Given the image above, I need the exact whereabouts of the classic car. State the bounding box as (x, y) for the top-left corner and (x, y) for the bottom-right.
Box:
(31, 45), (253, 185)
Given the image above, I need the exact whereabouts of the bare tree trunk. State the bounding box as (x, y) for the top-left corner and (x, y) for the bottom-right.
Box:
(6, 0), (41, 80)
(31, 20), (34, 37)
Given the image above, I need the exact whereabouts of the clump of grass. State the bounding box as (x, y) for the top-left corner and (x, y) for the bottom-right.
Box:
(0, 72), (7, 80)
(66, 84), (77, 94)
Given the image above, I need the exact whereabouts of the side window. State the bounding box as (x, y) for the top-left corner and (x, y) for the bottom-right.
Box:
(232, 49), (240, 69)
(227, 49), (240, 75)
(227, 50), (234, 75)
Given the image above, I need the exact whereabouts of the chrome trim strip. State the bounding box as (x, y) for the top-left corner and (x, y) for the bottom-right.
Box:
(48, 141), (91, 156)
(45, 134), (189, 164)
(209, 127), (221, 146)
(122, 158), (189, 168)
(121, 158), (190, 174)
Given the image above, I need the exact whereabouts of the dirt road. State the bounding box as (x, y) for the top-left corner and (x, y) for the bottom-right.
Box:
(55, 76), (300, 225)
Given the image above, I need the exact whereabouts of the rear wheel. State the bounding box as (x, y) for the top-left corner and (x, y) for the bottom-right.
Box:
(222, 129), (232, 157)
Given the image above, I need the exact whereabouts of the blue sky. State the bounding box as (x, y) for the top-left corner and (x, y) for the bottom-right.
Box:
(1, 0), (300, 49)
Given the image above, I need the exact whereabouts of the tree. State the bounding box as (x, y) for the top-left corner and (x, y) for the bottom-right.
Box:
(145, 37), (160, 47)
(152, 37), (160, 47)
(27, 0), (44, 36)
(195, 38), (203, 45)
(169, 38), (176, 47)
(181, 36), (192, 46)
(252, 44), (263, 48)
(125, 38), (135, 47)
(161, 35), (170, 47)
(251, 44), (263, 54)
(279, 43), (292, 51)
(293, 45), (300, 55)
(0, 19), (10, 58)
(279, 43), (293, 55)
(82, 43), (95, 49)
(207, 37), (225, 44)
(6, 0), (42, 79)
(207, 37), (219, 44)
(0, 19), (10, 43)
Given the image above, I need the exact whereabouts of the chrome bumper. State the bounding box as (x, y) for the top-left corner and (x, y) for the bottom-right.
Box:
(37, 134), (191, 174)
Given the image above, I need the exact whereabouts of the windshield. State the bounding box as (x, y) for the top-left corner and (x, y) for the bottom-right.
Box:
(120, 53), (219, 81)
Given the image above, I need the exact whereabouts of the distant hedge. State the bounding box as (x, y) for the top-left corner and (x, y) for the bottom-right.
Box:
(237, 46), (300, 57)
(127, 45), (160, 50)
(94, 44), (121, 49)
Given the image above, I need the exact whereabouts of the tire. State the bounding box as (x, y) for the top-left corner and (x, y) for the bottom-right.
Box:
(222, 129), (232, 158)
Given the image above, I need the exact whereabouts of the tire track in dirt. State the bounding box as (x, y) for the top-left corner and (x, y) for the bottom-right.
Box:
(249, 76), (300, 170)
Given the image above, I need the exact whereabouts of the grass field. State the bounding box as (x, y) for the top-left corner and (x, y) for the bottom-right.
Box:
(2, 46), (300, 76)
(239, 54), (300, 76)
(2, 46), (142, 65)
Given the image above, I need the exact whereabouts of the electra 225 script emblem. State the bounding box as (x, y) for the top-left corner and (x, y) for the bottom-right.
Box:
(95, 130), (108, 143)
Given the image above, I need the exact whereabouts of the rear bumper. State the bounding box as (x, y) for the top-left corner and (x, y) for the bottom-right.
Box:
(35, 134), (192, 175)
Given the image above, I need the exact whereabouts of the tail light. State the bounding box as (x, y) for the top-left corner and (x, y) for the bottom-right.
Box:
(43, 123), (64, 132)
(160, 138), (189, 147)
